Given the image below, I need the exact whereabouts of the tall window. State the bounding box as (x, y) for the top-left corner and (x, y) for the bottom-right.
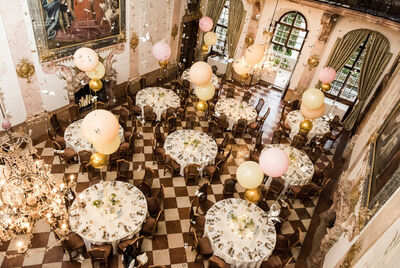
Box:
(325, 38), (368, 106)
(271, 12), (308, 89)
(211, 1), (230, 56)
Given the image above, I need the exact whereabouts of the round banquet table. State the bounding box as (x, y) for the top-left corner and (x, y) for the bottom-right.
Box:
(263, 144), (314, 193)
(285, 110), (330, 143)
(215, 98), (258, 130)
(181, 69), (219, 89)
(136, 87), (180, 121)
(205, 198), (276, 268)
(69, 181), (147, 254)
(64, 119), (124, 153)
(163, 130), (218, 176)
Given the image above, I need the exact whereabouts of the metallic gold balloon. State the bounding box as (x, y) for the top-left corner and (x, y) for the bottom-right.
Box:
(90, 152), (108, 169)
(158, 60), (168, 68)
(89, 79), (103, 92)
(197, 100), (208, 112)
(201, 44), (209, 53)
(245, 35), (254, 47)
(300, 119), (313, 132)
(240, 73), (250, 82)
(321, 82), (331, 92)
(244, 188), (261, 203)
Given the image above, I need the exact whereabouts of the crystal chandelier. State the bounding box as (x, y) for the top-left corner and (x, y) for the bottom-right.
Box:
(0, 133), (71, 243)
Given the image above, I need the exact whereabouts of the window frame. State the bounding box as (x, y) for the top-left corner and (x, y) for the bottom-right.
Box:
(210, 1), (230, 57)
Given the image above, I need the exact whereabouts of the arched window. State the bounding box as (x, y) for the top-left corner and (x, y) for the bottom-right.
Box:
(271, 11), (308, 89)
(210, 1), (230, 56)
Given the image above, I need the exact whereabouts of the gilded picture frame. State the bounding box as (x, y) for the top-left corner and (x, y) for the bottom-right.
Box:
(27, 0), (126, 62)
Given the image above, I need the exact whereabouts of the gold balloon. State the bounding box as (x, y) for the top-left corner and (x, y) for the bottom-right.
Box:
(158, 60), (168, 68)
(300, 119), (313, 132)
(244, 188), (261, 203)
(197, 100), (208, 112)
(90, 152), (108, 169)
(240, 73), (250, 82)
(89, 79), (103, 92)
(245, 35), (254, 47)
(201, 44), (209, 53)
(321, 82), (331, 92)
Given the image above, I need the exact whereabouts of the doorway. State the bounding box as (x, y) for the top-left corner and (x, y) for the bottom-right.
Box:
(179, 19), (199, 70)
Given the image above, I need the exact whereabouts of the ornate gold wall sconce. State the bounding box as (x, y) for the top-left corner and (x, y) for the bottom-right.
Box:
(245, 34), (255, 47)
(130, 32), (139, 52)
(307, 55), (320, 69)
(171, 24), (179, 40)
(16, 58), (35, 83)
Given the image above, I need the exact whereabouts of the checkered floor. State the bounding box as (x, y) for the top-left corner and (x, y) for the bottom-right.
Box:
(0, 80), (334, 267)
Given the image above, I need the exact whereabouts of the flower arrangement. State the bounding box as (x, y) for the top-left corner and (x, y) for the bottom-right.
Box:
(93, 199), (103, 208)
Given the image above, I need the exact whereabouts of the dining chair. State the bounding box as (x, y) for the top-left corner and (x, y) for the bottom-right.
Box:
(154, 122), (165, 147)
(197, 183), (215, 214)
(218, 133), (230, 154)
(146, 195), (161, 218)
(96, 101), (106, 110)
(222, 178), (237, 197)
(78, 150), (91, 173)
(127, 96), (142, 119)
(141, 209), (164, 239)
(203, 160), (221, 184)
(88, 244), (112, 268)
(211, 65), (218, 75)
(164, 154), (180, 177)
(217, 113), (229, 130)
(185, 115), (197, 130)
(57, 232), (86, 261)
(182, 79), (190, 91)
(307, 145), (324, 164)
(291, 133), (307, 150)
(139, 77), (146, 89)
(119, 107), (130, 134)
(129, 79), (142, 98)
(207, 120), (221, 139)
(117, 159), (130, 179)
(226, 87), (235, 98)
(184, 164), (201, 185)
(47, 127), (66, 149)
(255, 98), (265, 114)
(118, 235), (144, 254)
(161, 107), (176, 124)
(51, 140), (77, 165)
(232, 118), (247, 138)
(254, 131), (264, 152)
(138, 180), (152, 197)
(249, 147), (261, 163)
(248, 108), (271, 135)
(290, 99), (300, 111)
(108, 150), (120, 168)
(189, 200), (205, 235)
(257, 186), (270, 212)
(143, 106), (157, 126)
(261, 255), (283, 268)
(49, 113), (66, 136)
(268, 177), (285, 199)
(68, 104), (80, 122)
(177, 98), (189, 120)
(242, 91), (252, 103)
(151, 139), (166, 173)
(156, 77), (164, 86)
(167, 116), (177, 134)
(205, 102), (216, 120)
(209, 255), (230, 268)
(191, 230), (213, 260)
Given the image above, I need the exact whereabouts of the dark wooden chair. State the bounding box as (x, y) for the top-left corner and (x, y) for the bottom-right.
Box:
(151, 139), (165, 173)
(217, 113), (229, 130)
(154, 122), (165, 147)
(177, 98), (189, 120)
(118, 235), (144, 254)
(184, 164), (201, 185)
(166, 116), (177, 134)
(232, 118), (247, 138)
(140, 209), (163, 239)
(51, 140), (77, 165)
(268, 177), (285, 199)
(222, 178), (237, 196)
(197, 183), (215, 214)
(126, 96), (142, 119)
(88, 244), (112, 268)
(182, 79), (190, 91)
(117, 159), (130, 179)
(255, 98), (265, 114)
(189, 200), (206, 235)
(161, 107), (176, 124)
(226, 87), (235, 98)
(291, 133), (307, 150)
(207, 120), (221, 138)
(242, 91), (252, 103)
(96, 101), (106, 110)
(143, 106), (157, 126)
(78, 150), (91, 173)
(218, 133), (230, 154)
(261, 255), (283, 268)
(58, 232), (86, 261)
(291, 99), (300, 111)
(209, 255), (230, 268)
(49, 113), (66, 136)
(164, 154), (180, 177)
(185, 115), (197, 130)
(191, 231), (213, 260)
(156, 77), (164, 86)
(274, 227), (301, 255)
(47, 127), (66, 148)
(68, 104), (80, 122)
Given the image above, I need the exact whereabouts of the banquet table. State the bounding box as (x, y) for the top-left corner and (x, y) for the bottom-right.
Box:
(285, 110), (330, 143)
(181, 69), (219, 89)
(163, 129), (218, 176)
(263, 144), (314, 193)
(69, 181), (147, 254)
(215, 98), (258, 130)
(205, 198), (276, 268)
(64, 119), (124, 153)
(135, 87), (180, 121)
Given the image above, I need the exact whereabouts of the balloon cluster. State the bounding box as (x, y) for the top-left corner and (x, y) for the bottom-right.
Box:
(319, 67), (336, 92)
(236, 148), (289, 203)
(199, 16), (217, 53)
(233, 44), (266, 82)
(73, 47), (104, 92)
(189, 61), (215, 111)
(152, 41), (172, 68)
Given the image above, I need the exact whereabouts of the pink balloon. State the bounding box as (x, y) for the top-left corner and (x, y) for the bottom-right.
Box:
(199, 16), (213, 32)
(1, 119), (11, 130)
(318, 67), (337, 83)
(189, 61), (213, 86)
(73, 47), (99, 72)
(81, 109), (119, 145)
(300, 103), (325, 119)
(152, 41), (171, 62)
(259, 148), (289, 177)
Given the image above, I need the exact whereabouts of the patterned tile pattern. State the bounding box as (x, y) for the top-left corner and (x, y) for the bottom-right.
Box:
(0, 80), (334, 267)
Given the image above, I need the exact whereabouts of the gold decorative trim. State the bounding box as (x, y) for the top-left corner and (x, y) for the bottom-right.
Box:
(245, 34), (255, 47)
(340, 240), (362, 268)
(130, 32), (139, 52)
(307, 55), (320, 69)
(16, 58), (35, 83)
(171, 24), (179, 40)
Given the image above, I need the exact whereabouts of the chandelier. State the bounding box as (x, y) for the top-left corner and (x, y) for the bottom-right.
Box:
(0, 132), (71, 245)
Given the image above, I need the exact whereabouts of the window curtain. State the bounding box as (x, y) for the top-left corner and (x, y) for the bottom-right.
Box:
(225, 0), (246, 79)
(325, 29), (370, 71)
(343, 32), (392, 130)
(206, 0), (226, 31)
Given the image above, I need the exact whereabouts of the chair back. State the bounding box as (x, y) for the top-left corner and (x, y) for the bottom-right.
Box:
(51, 140), (62, 150)
(217, 114), (229, 129)
(184, 164), (200, 182)
(78, 150), (92, 165)
(223, 178), (237, 194)
(233, 118), (247, 137)
(117, 159), (130, 177)
(139, 77), (146, 89)
(224, 147), (232, 162)
(185, 115), (197, 129)
(226, 87), (235, 98)
(291, 99), (300, 111)
(50, 114), (62, 132)
(208, 120), (219, 138)
(156, 77), (164, 86)
(255, 98), (265, 114)
(291, 133), (307, 149)
(88, 247), (108, 260)
(242, 91), (252, 103)
(167, 116), (177, 133)
(47, 127), (56, 140)
(255, 131), (263, 150)
(288, 227), (301, 248)
(308, 145), (323, 163)
(69, 104), (80, 122)
(189, 200), (196, 221)
(144, 106), (155, 120)
(270, 177), (285, 194)
(152, 209), (164, 234)
(127, 95), (135, 107)
(96, 101), (105, 110)
(218, 133), (230, 152)
(182, 79), (190, 90)
(198, 183), (209, 202)
(144, 167), (155, 185)
(165, 107), (176, 120)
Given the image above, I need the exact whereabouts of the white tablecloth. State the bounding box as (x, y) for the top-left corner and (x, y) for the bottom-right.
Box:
(263, 144), (314, 193)
(69, 181), (147, 254)
(205, 198), (276, 268)
(163, 130), (218, 176)
(285, 110), (330, 143)
(215, 98), (258, 130)
(181, 69), (219, 89)
(64, 119), (124, 153)
(136, 87), (180, 121)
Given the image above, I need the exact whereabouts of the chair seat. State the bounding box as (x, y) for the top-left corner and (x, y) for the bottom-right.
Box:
(91, 244), (112, 258)
(118, 238), (135, 252)
(209, 255), (230, 268)
(171, 161), (180, 170)
(198, 237), (213, 256)
(290, 186), (302, 195)
(141, 217), (156, 234)
(132, 105), (142, 113)
(120, 142), (129, 150)
(64, 148), (77, 158)
(247, 122), (257, 129)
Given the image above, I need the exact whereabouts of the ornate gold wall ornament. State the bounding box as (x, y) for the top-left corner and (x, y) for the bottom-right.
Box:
(367, 130), (379, 144)
(171, 24), (179, 40)
(340, 240), (362, 268)
(245, 34), (255, 47)
(307, 55), (320, 69)
(16, 58), (35, 83)
(130, 32), (139, 52)
(119, 30), (127, 43)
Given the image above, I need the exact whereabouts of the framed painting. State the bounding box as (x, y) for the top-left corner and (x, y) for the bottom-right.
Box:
(27, 0), (126, 62)
(365, 99), (400, 209)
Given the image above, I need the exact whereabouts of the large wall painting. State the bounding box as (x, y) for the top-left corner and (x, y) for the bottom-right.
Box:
(28, 0), (126, 61)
